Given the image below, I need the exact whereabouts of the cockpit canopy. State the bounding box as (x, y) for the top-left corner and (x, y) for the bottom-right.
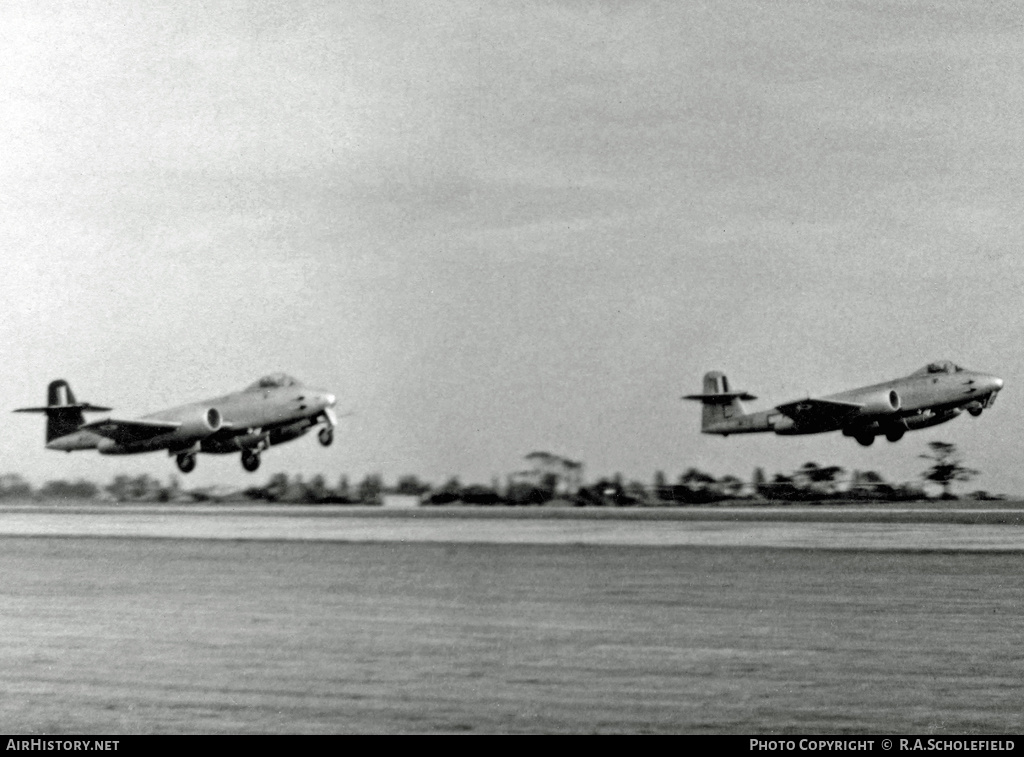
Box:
(912, 360), (965, 376)
(244, 373), (302, 391)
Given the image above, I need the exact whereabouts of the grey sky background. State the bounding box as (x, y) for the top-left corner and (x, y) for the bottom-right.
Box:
(3, 1), (1023, 494)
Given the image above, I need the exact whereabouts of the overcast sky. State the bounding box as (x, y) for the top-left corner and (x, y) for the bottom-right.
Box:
(3, 1), (1023, 495)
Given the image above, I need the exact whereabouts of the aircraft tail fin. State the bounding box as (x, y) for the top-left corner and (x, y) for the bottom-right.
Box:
(682, 371), (757, 432)
(13, 379), (112, 443)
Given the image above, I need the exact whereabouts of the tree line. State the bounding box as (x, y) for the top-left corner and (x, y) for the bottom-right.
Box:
(0, 441), (990, 504)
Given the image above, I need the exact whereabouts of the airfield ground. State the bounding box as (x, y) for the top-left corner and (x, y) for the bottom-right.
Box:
(2, 502), (1023, 734)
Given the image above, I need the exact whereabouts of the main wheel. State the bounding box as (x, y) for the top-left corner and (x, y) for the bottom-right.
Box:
(855, 432), (875, 447)
(242, 452), (261, 472)
(176, 454), (196, 474)
(885, 428), (905, 443)
(318, 427), (334, 447)
(968, 407), (983, 417)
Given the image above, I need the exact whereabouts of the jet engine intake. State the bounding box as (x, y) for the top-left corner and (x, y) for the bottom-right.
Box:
(175, 407), (223, 439)
(857, 389), (901, 416)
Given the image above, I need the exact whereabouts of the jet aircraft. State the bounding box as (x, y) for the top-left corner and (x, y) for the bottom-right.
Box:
(15, 373), (338, 473)
(683, 360), (1003, 446)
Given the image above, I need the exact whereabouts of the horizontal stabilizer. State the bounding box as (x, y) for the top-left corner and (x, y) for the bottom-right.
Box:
(14, 403), (112, 414)
(15, 380), (115, 443)
(682, 391), (757, 403)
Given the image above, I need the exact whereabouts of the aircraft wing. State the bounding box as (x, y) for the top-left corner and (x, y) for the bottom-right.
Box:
(79, 418), (181, 445)
(774, 397), (864, 426)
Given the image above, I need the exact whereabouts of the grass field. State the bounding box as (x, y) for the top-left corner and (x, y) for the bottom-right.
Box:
(1, 513), (1023, 733)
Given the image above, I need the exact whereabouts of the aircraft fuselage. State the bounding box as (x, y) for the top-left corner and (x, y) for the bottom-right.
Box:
(685, 361), (1002, 446)
(20, 373), (338, 473)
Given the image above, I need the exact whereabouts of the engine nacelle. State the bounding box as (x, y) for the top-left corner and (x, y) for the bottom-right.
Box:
(857, 389), (901, 416)
(175, 407), (223, 440)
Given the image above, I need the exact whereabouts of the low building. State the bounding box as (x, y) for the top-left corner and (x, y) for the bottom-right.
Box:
(382, 493), (421, 509)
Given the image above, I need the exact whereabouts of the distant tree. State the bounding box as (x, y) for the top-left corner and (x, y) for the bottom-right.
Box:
(356, 474), (384, 504)
(751, 467), (768, 498)
(668, 468), (718, 503)
(336, 475), (351, 502)
(624, 480), (648, 506)
(281, 474), (310, 502)
(396, 475), (430, 496)
(798, 461), (845, 484)
(968, 490), (1002, 501)
(679, 468), (716, 486)
(263, 472), (290, 501)
(137, 474), (159, 499)
(39, 479), (98, 500)
(866, 470), (895, 497)
(425, 476), (463, 505)
(763, 473), (798, 501)
(580, 478), (639, 507)
(438, 476), (462, 496)
(241, 484), (270, 501)
(847, 469), (894, 500)
(920, 441), (978, 499)
(792, 462), (845, 500)
(718, 474), (744, 497)
(505, 482), (552, 506)
(539, 472), (559, 493)
(653, 470), (668, 500)
(306, 474), (330, 503)
(105, 475), (130, 502)
(858, 470), (885, 484)
(0, 474), (33, 499)
(105, 474), (159, 502)
(572, 484), (602, 507)
(460, 484), (501, 505)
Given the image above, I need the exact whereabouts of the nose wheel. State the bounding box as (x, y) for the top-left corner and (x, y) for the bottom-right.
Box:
(176, 453), (197, 474)
(318, 426), (334, 447)
(241, 451), (261, 472)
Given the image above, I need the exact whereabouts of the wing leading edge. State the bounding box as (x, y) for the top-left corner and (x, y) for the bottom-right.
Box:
(774, 397), (864, 427)
(79, 418), (182, 445)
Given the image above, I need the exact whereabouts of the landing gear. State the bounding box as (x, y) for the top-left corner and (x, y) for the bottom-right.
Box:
(241, 451), (261, 472)
(968, 407), (983, 417)
(176, 453), (197, 474)
(885, 428), (905, 443)
(318, 426), (334, 447)
(855, 432), (875, 447)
